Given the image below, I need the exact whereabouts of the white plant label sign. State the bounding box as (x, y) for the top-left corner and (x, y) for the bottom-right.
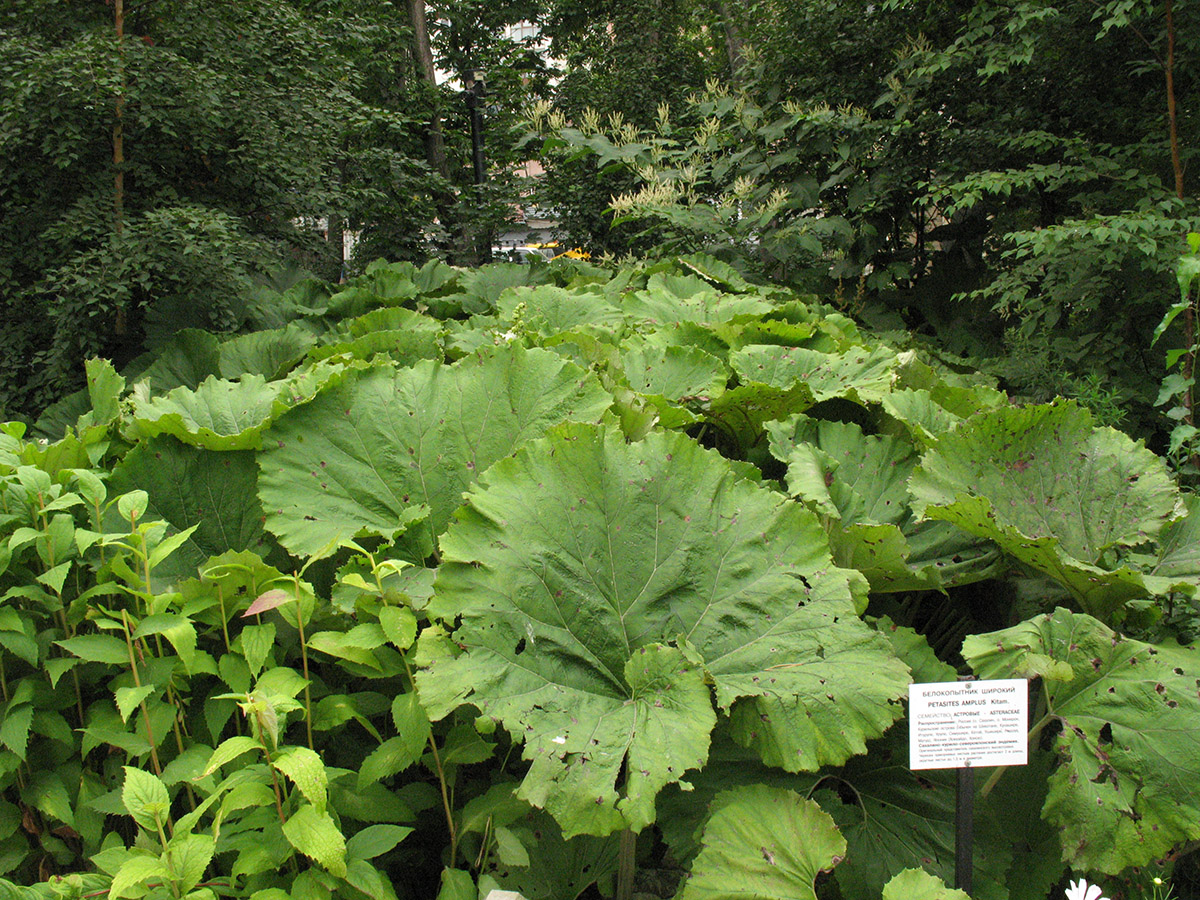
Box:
(908, 679), (1028, 770)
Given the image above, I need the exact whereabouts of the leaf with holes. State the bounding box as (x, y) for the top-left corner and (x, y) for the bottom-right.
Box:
(911, 400), (1180, 622)
(963, 608), (1200, 873)
(678, 785), (846, 900)
(619, 341), (728, 428)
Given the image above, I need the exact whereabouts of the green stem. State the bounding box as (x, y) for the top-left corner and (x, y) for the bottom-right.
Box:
(260, 742), (288, 827)
(216, 586), (232, 655)
(93, 499), (106, 567)
(122, 610), (164, 780)
(472, 816), (493, 872)
(980, 711), (1055, 798)
(140, 544), (166, 657)
(166, 684), (197, 812)
(0, 659), (23, 792)
(154, 814), (182, 899)
(293, 575), (313, 751)
(41, 522), (87, 729)
(401, 655), (457, 863)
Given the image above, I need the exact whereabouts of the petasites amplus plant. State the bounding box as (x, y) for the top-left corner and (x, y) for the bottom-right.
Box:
(417, 424), (911, 836)
(5, 254), (1200, 900)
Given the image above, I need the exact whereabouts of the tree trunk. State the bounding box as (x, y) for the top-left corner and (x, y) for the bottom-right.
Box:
(1166, 0), (1184, 201)
(407, 0), (450, 182)
(408, 0), (474, 261)
(113, 0), (127, 334)
(710, 0), (746, 84)
(1165, 0), (1195, 462)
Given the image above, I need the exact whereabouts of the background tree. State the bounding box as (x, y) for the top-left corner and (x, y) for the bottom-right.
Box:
(0, 0), (368, 415)
(527, 0), (1198, 439)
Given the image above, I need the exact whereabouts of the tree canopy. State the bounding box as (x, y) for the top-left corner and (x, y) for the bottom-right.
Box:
(1, 0), (1197, 448)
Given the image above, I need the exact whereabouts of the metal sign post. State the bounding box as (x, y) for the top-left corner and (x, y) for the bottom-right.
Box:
(909, 677), (1029, 896)
(955, 745), (974, 893)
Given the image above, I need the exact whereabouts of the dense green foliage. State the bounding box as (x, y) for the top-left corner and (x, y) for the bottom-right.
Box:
(526, 0), (1199, 441)
(0, 256), (1197, 900)
(3, 1), (1200, 897)
(0, 0), (538, 418)
(3, 0), (1198, 452)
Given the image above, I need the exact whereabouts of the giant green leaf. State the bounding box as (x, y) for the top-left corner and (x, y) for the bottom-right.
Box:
(85, 358), (126, 427)
(1149, 493), (1200, 591)
(497, 285), (626, 337)
(882, 385), (1005, 447)
(678, 252), (756, 292)
(963, 608), (1200, 873)
(732, 345), (900, 404)
(620, 342), (727, 402)
(218, 327), (316, 381)
(418, 425), (908, 838)
(126, 375), (291, 450)
(619, 342), (728, 429)
(335, 307), (438, 339)
(766, 416), (1000, 592)
(460, 263), (535, 311)
(704, 381), (817, 455)
(316, 309), (444, 371)
(111, 436), (271, 574)
(623, 279), (770, 327)
(135, 329), (222, 393)
(911, 401), (1180, 621)
(309, 330), (443, 368)
(259, 345), (612, 556)
(677, 786), (846, 900)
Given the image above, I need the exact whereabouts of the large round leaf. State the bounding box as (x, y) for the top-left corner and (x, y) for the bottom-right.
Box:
(731, 345), (900, 404)
(258, 345), (612, 556)
(497, 285), (626, 338)
(882, 869), (970, 900)
(417, 425), (909, 838)
(911, 400), (1180, 621)
(110, 436), (275, 586)
(217, 326), (316, 380)
(126, 375), (291, 450)
(964, 608), (1200, 873)
(766, 416), (1001, 592)
(623, 277), (771, 326)
(678, 786), (846, 900)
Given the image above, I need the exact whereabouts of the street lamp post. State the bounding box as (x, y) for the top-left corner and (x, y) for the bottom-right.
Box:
(463, 68), (490, 263)
(464, 69), (487, 188)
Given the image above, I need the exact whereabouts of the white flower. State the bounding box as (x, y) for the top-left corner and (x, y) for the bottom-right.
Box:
(1065, 879), (1108, 900)
(551, 736), (566, 745)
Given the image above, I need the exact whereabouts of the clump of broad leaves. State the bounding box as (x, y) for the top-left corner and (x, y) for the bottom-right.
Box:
(3, 254), (1198, 900)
